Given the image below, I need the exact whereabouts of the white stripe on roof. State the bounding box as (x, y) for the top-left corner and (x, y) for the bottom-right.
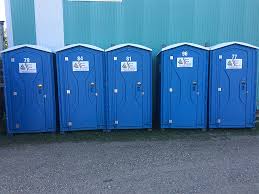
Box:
(106, 43), (152, 52)
(55, 44), (104, 52)
(161, 43), (210, 52)
(1, 44), (52, 53)
(210, 42), (259, 50)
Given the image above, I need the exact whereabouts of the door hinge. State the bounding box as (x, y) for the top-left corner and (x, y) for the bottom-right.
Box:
(68, 122), (72, 127)
(114, 57), (117, 61)
(218, 88), (222, 92)
(170, 56), (174, 60)
(169, 88), (173, 93)
(65, 57), (69, 61)
(13, 91), (17, 96)
(219, 55), (222, 60)
(217, 119), (221, 124)
(169, 120), (173, 124)
(16, 123), (20, 129)
(141, 92), (145, 96)
(114, 89), (118, 94)
(11, 58), (15, 62)
(114, 120), (119, 125)
(67, 90), (71, 95)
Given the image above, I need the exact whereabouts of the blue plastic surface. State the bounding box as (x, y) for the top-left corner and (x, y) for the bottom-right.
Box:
(105, 45), (152, 130)
(209, 44), (258, 128)
(56, 45), (105, 132)
(159, 45), (209, 129)
(2, 46), (56, 134)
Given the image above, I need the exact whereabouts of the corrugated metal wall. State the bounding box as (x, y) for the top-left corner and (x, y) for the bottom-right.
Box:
(63, 0), (259, 51)
(10, 0), (36, 45)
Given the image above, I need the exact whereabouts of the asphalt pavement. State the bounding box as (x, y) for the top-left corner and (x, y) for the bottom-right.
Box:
(0, 128), (259, 194)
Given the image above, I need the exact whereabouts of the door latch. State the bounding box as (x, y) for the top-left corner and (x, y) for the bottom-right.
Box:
(90, 82), (96, 93)
(37, 84), (43, 89)
(192, 81), (197, 91)
(241, 80), (246, 90)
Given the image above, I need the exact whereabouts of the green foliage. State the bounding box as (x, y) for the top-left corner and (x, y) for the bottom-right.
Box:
(4, 29), (8, 49)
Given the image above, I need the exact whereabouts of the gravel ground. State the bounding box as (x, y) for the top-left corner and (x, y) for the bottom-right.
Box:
(0, 128), (259, 194)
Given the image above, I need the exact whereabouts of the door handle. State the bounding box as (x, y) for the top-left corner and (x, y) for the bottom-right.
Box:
(37, 84), (43, 94)
(136, 82), (142, 92)
(90, 82), (95, 87)
(241, 80), (248, 94)
(90, 82), (96, 93)
(137, 82), (142, 88)
(192, 81), (197, 91)
(241, 80), (246, 90)
(37, 84), (43, 89)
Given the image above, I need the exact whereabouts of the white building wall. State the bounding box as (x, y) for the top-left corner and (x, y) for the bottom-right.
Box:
(4, 0), (13, 47)
(34, 0), (64, 50)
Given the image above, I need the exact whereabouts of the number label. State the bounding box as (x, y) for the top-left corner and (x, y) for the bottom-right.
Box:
(232, 54), (237, 59)
(24, 58), (30, 63)
(77, 56), (84, 61)
(126, 56), (132, 62)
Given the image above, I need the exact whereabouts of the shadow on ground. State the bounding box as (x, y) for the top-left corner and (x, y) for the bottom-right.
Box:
(0, 123), (259, 146)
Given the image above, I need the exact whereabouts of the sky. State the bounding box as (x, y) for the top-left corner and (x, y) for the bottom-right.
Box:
(0, 0), (6, 22)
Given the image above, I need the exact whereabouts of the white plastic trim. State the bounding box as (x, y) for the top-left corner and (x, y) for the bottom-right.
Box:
(106, 43), (152, 52)
(1, 44), (52, 53)
(210, 42), (259, 50)
(55, 44), (104, 52)
(161, 42), (210, 52)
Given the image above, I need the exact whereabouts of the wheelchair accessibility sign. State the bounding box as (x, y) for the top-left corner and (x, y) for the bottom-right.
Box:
(72, 61), (89, 72)
(177, 57), (193, 68)
(226, 54), (242, 70)
(121, 61), (138, 72)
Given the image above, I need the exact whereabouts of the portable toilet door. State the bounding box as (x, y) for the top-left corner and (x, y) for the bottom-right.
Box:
(105, 44), (152, 130)
(1, 45), (56, 134)
(209, 42), (258, 129)
(55, 44), (105, 132)
(159, 43), (209, 129)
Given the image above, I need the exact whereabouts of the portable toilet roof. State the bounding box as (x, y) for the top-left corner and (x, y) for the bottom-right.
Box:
(161, 42), (210, 52)
(210, 42), (259, 50)
(1, 44), (52, 53)
(106, 43), (152, 52)
(55, 43), (104, 52)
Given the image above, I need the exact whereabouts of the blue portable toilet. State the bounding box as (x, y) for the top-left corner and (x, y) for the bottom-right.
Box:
(209, 42), (258, 129)
(158, 43), (209, 129)
(105, 44), (152, 130)
(55, 44), (105, 132)
(1, 45), (56, 134)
